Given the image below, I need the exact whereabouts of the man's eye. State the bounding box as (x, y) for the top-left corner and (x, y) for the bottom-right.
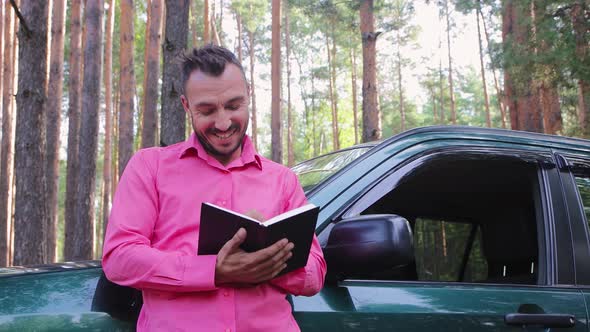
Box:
(226, 104), (240, 111)
(197, 107), (214, 115)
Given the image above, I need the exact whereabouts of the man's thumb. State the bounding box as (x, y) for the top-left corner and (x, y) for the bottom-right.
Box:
(225, 228), (246, 252)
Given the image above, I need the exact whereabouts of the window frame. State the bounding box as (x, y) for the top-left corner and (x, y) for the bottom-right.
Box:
(555, 153), (590, 286)
(327, 146), (570, 287)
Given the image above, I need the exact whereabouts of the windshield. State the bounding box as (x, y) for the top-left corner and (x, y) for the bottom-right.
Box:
(292, 147), (372, 192)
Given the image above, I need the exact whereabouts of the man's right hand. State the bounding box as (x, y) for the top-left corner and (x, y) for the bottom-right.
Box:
(214, 228), (294, 286)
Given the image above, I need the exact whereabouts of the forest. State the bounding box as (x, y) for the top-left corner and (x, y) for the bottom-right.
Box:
(0, 0), (588, 268)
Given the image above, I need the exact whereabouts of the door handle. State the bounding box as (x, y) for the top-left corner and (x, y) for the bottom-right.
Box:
(504, 313), (575, 328)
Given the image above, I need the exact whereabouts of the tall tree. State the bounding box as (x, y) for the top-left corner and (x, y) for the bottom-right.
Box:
(103, 0), (115, 235)
(118, 0), (136, 175)
(14, 0), (49, 265)
(476, 2), (491, 127)
(271, 0), (282, 162)
(45, 0), (66, 262)
(73, 0), (104, 260)
(445, 0), (457, 124)
(141, 0), (163, 148)
(572, 1), (589, 137)
(0, 1), (15, 266)
(64, 0), (83, 258)
(285, 0), (294, 166)
(161, 0), (189, 146)
(503, 0), (543, 132)
(351, 47), (359, 145)
(204, 0), (210, 43)
(360, 0), (381, 142)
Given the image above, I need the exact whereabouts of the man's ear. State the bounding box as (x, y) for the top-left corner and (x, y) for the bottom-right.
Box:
(180, 95), (190, 114)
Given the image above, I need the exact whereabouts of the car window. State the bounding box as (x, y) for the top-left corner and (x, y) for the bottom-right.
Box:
(344, 151), (542, 285)
(292, 147), (371, 192)
(414, 218), (487, 283)
(573, 174), (590, 225)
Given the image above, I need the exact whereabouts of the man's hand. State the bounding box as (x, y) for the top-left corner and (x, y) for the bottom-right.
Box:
(215, 228), (294, 286)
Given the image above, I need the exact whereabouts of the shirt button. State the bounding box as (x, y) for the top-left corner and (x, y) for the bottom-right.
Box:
(225, 329), (231, 332)
(223, 290), (229, 297)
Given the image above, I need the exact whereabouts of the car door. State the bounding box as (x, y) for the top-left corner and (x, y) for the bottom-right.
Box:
(555, 152), (590, 328)
(293, 139), (587, 332)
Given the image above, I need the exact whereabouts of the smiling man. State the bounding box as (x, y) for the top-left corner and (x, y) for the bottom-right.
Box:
(102, 45), (326, 331)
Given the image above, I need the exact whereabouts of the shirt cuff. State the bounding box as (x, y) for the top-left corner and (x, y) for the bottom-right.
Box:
(181, 255), (219, 292)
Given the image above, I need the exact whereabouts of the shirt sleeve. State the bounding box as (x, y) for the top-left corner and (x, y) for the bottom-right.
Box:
(269, 170), (327, 296)
(102, 150), (218, 293)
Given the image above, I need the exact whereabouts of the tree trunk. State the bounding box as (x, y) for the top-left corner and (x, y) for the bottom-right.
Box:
(73, 0), (104, 261)
(503, 0), (543, 133)
(540, 83), (562, 135)
(351, 47), (359, 145)
(64, 0), (83, 260)
(118, 0), (136, 175)
(480, 9), (506, 128)
(112, 88), (120, 196)
(438, 32), (445, 125)
(211, 14), (221, 46)
(397, 34), (405, 132)
(14, 0), (49, 265)
(0, 4), (4, 114)
(445, 0), (456, 124)
(271, 0), (282, 162)
(103, 0), (115, 237)
(360, 0), (381, 142)
(331, 26), (340, 150)
(572, 2), (590, 137)
(191, 0), (198, 47)
(236, 13), (242, 63)
(248, 30), (258, 151)
(161, 0), (189, 147)
(476, 4), (491, 128)
(203, 0), (210, 44)
(141, 0), (163, 148)
(0, 2), (15, 266)
(285, 2), (294, 166)
(45, 0), (66, 262)
(325, 34), (338, 151)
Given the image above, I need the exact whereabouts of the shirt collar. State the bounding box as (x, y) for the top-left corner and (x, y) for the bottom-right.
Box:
(179, 133), (262, 170)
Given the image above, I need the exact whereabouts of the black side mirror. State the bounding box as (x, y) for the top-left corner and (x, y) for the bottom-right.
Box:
(324, 214), (414, 276)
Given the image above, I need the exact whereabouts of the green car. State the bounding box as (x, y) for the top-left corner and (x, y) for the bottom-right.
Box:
(2, 126), (590, 331)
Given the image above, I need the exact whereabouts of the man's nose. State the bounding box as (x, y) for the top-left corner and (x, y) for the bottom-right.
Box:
(214, 110), (232, 131)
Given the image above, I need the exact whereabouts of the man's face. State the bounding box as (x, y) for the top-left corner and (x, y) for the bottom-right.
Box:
(181, 64), (250, 166)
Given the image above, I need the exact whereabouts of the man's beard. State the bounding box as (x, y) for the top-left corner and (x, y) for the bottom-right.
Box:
(194, 124), (245, 159)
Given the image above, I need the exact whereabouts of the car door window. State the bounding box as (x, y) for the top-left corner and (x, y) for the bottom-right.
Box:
(573, 175), (590, 224)
(340, 149), (545, 285)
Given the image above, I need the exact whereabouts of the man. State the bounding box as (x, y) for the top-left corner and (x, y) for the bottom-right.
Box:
(102, 45), (326, 331)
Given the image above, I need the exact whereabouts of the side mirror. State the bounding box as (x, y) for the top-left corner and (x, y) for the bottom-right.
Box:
(324, 214), (414, 276)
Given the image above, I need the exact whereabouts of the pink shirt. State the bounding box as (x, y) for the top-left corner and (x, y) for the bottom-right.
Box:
(102, 134), (326, 332)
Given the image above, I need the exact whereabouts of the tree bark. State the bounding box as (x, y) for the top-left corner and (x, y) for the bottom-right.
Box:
(118, 0), (136, 175)
(203, 0), (210, 44)
(397, 33), (405, 132)
(476, 4), (491, 128)
(360, 0), (381, 142)
(0, 2), (15, 266)
(572, 2), (590, 137)
(351, 47), (359, 145)
(503, 0), (542, 133)
(285, 2), (294, 166)
(141, 0), (163, 148)
(540, 83), (562, 135)
(14, 0), (49, 265)
(236, 13), (242, 63)
(325, 34), (338, 151)
(271, 0), (282, 162)
(73, 0), (104, 261)
(45, 0), (66, 262)
(103, 0), (115, 237)
(64, 0), (83, 260)
(248, 30), (258, 151)
(445, 0), (456, 124)
(161, 0), (189, 146)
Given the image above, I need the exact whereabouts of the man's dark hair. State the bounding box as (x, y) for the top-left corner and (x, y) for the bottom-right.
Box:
(181, 45), (246, 90)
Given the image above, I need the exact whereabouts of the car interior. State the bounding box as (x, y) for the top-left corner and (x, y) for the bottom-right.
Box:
(355, 153), (541, 285)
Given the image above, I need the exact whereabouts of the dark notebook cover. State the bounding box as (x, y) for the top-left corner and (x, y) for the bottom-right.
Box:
(198, 202), (319, 275)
